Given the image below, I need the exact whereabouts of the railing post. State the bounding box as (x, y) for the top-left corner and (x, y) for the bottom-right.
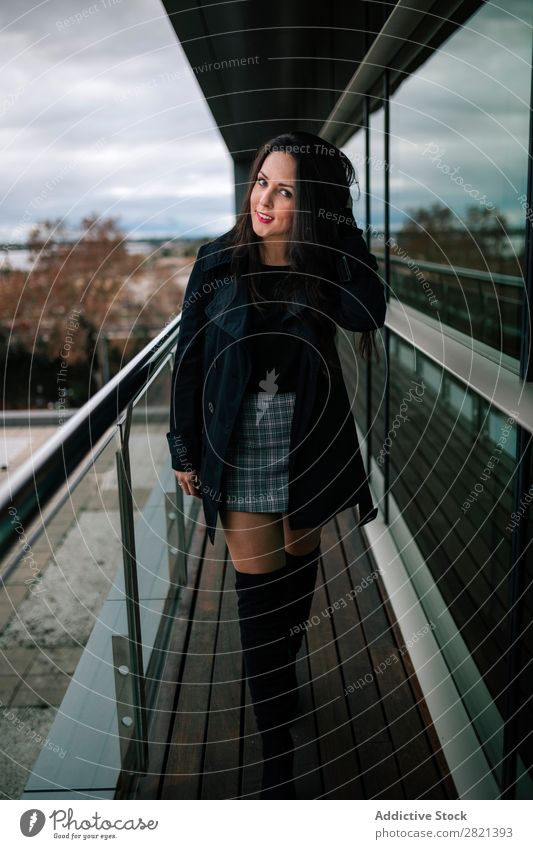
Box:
(112, 635), (139, 769)
(114, 403), (149, 774)
(166, 486), (187, 589)
(166, 352), (187, 586)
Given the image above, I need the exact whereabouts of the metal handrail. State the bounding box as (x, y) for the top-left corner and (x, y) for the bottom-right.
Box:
(1, 252), (521, 565)
(374, 250), (522, 287)
(0, 313), (182, 564)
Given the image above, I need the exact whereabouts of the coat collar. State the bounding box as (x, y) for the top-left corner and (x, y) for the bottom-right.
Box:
(203, 244), (309, 340)
(200, 238), (353, 282)
(200, 235), (354, 341)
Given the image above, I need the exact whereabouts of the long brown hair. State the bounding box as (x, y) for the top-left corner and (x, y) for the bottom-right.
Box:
(223, 130), (381, 373)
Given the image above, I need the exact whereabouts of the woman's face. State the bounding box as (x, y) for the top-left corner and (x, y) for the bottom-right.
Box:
(250, 151), (296, 243)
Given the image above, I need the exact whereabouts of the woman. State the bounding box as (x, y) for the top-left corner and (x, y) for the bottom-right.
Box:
(167, 130), (386, 798)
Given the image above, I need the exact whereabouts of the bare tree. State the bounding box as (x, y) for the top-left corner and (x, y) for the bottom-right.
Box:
(7, 214), (141, 390)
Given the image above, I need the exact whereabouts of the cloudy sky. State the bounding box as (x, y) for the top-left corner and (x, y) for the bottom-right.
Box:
(0, 0), (234, 243)
(1, 1), (531, 246)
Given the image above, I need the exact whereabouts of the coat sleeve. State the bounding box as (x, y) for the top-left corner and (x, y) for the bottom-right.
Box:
(166, 243), (208, 473)
(325, 224), (387, 332)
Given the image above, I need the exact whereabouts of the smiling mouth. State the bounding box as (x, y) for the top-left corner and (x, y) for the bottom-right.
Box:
(256, 210), (274, 223)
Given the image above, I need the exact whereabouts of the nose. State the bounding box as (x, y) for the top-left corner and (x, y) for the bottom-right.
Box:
(260, 185), (274, 207)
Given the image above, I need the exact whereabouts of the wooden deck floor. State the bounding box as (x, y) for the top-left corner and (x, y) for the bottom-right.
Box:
(123, 506), (457, 800)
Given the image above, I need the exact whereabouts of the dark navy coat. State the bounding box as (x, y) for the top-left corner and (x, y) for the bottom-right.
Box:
(167, 226), (387, 547)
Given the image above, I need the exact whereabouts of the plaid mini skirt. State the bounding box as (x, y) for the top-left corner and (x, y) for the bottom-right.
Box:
(220, 390), (296, 512)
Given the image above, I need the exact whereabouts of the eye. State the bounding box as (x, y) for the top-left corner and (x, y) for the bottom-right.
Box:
(256, 177), (292, 198)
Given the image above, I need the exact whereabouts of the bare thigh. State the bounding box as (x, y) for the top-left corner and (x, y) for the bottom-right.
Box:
(281, 512), (322, 555)
(219, 508), (286, 574)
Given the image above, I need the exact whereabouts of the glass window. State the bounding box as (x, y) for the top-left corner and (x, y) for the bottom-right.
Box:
(515, 444), (533, 797)
(369, 106), (386, 254)
(343, 106), (388, 447)
(370, 333), (387, 466)
(389, 0), (532, 363)
(342, 121), (366, 221)
(386, 332), (516, 784)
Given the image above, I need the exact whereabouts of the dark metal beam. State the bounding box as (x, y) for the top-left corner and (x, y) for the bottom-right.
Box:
(161, 0), (390, 159)
(321, 0), (484, 146)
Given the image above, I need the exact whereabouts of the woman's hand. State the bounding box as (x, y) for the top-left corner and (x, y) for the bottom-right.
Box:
(175, 469), (201, 498)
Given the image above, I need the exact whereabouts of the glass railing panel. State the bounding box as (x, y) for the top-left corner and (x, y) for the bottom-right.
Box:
(389, 258), (522, 362)
(336, 328), (365, 424)
(0, 428), (126, 798)
(384, 331), (515, 787)
(126, 359), (187, 680)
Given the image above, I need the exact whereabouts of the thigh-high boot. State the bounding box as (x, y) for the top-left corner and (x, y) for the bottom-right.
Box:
(285, 543), (321, 659)
(234, 563), (298, 799)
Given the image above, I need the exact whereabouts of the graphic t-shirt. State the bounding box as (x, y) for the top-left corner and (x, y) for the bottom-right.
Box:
(245, 263), (305, 393)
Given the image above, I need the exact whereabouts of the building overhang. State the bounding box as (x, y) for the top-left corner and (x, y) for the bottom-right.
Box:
(162, 0), (483, 156)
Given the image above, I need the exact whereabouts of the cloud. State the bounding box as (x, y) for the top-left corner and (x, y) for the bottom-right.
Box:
(0, 0), (233, 241)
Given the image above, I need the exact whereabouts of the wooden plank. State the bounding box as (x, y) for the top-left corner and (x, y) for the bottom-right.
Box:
(366, 531), (457, 799)
(340, 509), (456, 799)
(291, 644), (323, 799)
(160, 525), (227, 799)
(322, 517), (403, 798)
(341, 509), (422, 798)
(240, 660), (321, 800)
(370, 641), (445, 799)
(239, 567), (323, 800)
(306, 536), (362, 798)
(241, 696), (262, 798)
(130, 516), (206, 799)
(138, 501), (457, 801)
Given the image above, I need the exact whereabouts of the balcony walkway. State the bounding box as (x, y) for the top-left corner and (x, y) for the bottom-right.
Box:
(119, 507), (457, 800)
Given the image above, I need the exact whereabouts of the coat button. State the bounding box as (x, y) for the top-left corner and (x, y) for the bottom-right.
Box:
(208, 401), (214, 413)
